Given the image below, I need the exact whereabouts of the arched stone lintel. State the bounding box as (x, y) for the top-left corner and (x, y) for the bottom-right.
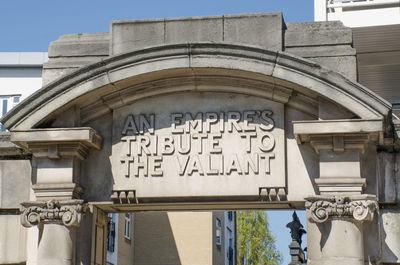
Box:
(1, 43), (391, 131)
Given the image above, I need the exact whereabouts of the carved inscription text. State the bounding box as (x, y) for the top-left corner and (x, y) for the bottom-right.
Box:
(119, 110), (277, 178)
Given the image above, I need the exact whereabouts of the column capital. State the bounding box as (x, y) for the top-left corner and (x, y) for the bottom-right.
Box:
(20, 199), (85, 228)
(305, 195), (378, 223)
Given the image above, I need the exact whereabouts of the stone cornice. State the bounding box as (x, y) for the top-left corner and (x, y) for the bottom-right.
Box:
(20, 199), (85, 227)
(11, 128), (102, 159)
(293, 119), (383, 151)
(305, 195), (378, 223)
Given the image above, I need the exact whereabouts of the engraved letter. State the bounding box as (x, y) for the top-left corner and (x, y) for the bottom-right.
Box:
(139, 114), (155, 135)
(137, 136), (151, 155)
(209, 133), (222, 154)
(225, 154), (243, 174)
(205, 112), (218, 133)
(260, 153), (275, 174)
(260, 110), (275, 131)
(159, 135), (175, 155)
(120, 156), (134, 177)
(185, 112), (203, 133)
(175, 155), (189, 176)
(132, 155), (148, 177)
(206, 155), (219, 175)
(240, 132), (257, 153)
(227, 112), (242, 132)
(149, 156), (163, 176)
(192, 133), (208, 154)
(187, 155), (205, 175)
(243, 154), (259, 174)
(176, 134), (191, 154)
(171, 113), (184, 134)
(258, 132), (275, 152)
(243, 111), (256, 132)
(121, 136), (136, 156)
(219, 112), (225, 133)
(122, 115), (138, 135)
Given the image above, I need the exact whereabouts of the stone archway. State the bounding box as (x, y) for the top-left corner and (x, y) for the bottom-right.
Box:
(4, 43), (391, 265)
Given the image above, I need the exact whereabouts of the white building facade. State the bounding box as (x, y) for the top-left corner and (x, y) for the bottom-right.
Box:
(315, 0), (400, 27)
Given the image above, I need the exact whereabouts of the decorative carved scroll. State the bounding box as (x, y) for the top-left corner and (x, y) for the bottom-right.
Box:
(20, 199), (85, 227)
(305, 196), (378, 223)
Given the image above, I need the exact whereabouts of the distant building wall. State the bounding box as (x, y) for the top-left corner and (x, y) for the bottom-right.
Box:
(116, 213), (134, 265)
(0, 52), (46, 265)
(133, 211), (213, 265)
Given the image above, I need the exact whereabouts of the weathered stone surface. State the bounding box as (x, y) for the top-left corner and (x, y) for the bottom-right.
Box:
(0, 160), (31, 209)
(223, 13), (283, 51)
(285, 45), (355, 58)
(285, 21), (352, 47)
(43, 33), (109, 86)
(165, 16), (223, 44)
(48, 33), (109, 57)
(284, 21), (356, 81)
(37, 224), (73, 265)
(0, 214), (27, 264)
(380, 207), (400, 263)
(111, 13), (283, 55)
(0, 132), (28, 157)
(310, 56), (357, 81)
(111, 19), (165, 55)
(376, 152), (400, 203)
(111, 92), (286, 199)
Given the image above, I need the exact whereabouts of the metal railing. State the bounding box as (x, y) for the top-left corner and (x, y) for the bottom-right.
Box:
(327, 0), (400, 12)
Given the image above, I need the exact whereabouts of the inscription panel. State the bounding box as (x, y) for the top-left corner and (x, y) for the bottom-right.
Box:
(111, 93), (285, 198)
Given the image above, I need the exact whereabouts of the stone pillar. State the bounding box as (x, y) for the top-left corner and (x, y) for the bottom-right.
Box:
(11, 128), (101, 264)
(20, 200), (84, 265)
(305, 195), (378, 265)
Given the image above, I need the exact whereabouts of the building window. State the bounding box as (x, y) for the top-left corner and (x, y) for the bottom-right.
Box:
(228, 211), (233, 221)
(216, 218), (222, 246)
(107, 218), (116, 252)
(0, 95), (21, 131)
(227, 228), (234, 265)
(124, 213), (131, 239)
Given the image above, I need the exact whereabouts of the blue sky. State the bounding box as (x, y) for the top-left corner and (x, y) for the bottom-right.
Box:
(0, 0), (313, 51)
(268, 210), (307, 264)
(1, 1), (312, 263)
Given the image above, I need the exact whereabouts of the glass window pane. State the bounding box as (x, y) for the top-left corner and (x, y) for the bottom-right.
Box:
(2, 99), (8, 116)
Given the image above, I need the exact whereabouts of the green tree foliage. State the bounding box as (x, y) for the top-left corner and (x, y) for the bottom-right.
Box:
(237, 211), (282, 265)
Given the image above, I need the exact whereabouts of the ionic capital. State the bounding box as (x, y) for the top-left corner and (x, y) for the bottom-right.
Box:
(305, 195), (378, 223)
(20, 199), (85, 228)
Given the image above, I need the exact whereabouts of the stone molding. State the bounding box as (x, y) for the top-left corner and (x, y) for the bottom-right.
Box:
(20, 199), (85, 227)
(11, 128), (102, 160)
(1, 43), (390, 131)
(293, 119), (383, 151)
(305, 195), (378, 223)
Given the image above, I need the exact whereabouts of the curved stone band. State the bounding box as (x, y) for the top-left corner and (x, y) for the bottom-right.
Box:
(305, 195), (378, 223)
(20, 199), (84, 227)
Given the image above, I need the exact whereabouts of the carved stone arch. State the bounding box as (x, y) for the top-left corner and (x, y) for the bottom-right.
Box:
(5, 43), (391, 265)
(1, 43), (391, 131)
